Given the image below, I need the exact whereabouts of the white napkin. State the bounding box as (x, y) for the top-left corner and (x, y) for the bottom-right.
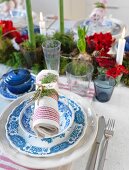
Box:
(32, 70), (59, 138)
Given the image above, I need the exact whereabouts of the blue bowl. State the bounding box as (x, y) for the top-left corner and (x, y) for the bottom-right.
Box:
(3, 69), (32, 94)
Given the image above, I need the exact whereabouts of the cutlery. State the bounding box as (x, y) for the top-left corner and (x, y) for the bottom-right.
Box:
(97, 119), (115, 170)
(86, 116), (106, 170)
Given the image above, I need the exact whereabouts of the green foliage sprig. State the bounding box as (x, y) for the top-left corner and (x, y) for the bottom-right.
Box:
(68, 61), (88, 76)
(53, 32), (76, 54)
(95, 2), (106, 8)
(122, 58), (129, 86)
(21, 34), (46, 51)
(41, 73), (58, 84)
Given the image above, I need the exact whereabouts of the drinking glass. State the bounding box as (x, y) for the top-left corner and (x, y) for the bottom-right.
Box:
(66, 61), (94, 97)
(94, 74), (116, 102)
(42, 39), (61, 73)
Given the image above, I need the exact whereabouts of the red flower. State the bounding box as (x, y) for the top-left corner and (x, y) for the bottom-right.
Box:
(95, 57), (116, 69)
(0, 20), (28, 44)
(106, 65), (129, 78)
(86, 32), (115, 56)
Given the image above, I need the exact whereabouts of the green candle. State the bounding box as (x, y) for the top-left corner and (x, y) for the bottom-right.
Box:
(59, 0), (64, 34)
(25, 0), (36, 49)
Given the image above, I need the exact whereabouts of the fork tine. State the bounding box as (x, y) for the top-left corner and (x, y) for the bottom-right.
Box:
(112, 119), (115, 129)
(106, 119), (110, 129)
(106, 119), (115, 131)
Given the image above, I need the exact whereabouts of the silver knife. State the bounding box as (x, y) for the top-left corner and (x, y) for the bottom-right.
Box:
(86, 116), (106, 170)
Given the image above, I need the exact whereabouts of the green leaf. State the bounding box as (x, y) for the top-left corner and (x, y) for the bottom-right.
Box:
(77, 39), (86, 53)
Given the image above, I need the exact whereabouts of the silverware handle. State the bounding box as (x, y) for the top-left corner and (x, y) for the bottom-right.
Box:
(97, 140), (109, 170)
(88, 143), (100, 170)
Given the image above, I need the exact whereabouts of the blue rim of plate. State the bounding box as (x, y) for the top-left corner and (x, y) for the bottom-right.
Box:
(19, 98), (74, 137)
(5, 94), (87, 157)
(0, 74), (35, 100)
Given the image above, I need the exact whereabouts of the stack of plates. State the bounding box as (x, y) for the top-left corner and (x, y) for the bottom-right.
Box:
(0, 90), (97, 169)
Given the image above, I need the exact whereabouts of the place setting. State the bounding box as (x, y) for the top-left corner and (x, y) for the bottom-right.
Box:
(0, 0), (128, 169)
(0, 68), (98, 169)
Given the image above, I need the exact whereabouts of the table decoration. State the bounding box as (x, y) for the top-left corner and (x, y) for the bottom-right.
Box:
(73, 0), (125, 40)
(77, 26), (92, 61)
(0, 90), (97, 169)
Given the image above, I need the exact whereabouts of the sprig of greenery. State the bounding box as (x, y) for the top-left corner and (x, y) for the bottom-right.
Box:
(68, 61), (88, 76)
(95, 2), (106, 8)
(40, 89), (58, 97)
(53, 32), (75, 54)
(41, 73), (58, 84)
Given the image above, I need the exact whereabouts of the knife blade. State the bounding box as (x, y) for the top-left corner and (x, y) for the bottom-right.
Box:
(96, 116), (106, 144)
(86, 116), (105, 170)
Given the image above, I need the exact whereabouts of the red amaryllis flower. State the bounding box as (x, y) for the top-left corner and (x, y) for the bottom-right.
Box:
(106, 65), (129, 78)
(0, 20), (28, 44)
(95, 57), (116, 69)
(86, 32), (115, 56)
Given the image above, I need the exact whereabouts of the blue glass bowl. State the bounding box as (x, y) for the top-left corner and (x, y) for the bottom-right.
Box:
(3, 69), (32, 94)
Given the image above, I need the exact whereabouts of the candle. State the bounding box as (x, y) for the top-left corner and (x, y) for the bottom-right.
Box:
(116, 27), (126, 65)
(39, 12), (46, 35)
(40, 12), (43, 21)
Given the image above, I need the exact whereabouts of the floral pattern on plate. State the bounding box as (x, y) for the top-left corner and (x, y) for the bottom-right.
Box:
(0, 75), (35, 100)
(5, 94), (87, 157)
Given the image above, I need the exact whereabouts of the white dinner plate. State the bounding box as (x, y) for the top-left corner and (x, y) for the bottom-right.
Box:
(0, 90), (97, 169)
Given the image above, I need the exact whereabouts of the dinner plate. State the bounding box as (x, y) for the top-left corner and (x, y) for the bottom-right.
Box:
(0, 90), (97, 169)
(19, 97), (74, 137)
(0, 74), (35, 100)
(5, 92), (87, 157)
(73, 17), (125, 39)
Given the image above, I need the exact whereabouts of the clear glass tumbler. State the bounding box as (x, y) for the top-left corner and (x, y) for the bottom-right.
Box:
(42, 39), (61, 73)
(94, 74), (116, 102)
(66, 61), (94, 97)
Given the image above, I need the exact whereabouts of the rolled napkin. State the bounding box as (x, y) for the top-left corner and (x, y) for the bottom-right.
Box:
(32, 70), (59, 138)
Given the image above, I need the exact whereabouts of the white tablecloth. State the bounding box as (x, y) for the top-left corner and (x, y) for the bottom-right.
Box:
(0, 64), (129, 170)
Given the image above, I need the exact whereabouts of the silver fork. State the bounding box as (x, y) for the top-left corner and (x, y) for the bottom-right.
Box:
(97, 119), (115, 170)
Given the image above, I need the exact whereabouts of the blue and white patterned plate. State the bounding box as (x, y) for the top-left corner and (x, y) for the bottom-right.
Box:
(73, 18), (125, 38)
(5, 94), (87, 157)
(0, 74), (35, 100)
(19, 98), (74, 137)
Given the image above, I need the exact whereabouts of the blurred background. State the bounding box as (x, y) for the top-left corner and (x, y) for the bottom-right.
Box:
(31, 0), (129, 32)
